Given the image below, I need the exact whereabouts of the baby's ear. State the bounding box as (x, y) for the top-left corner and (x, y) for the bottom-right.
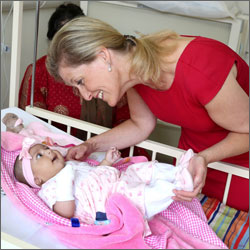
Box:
(34, 176), (43, 186)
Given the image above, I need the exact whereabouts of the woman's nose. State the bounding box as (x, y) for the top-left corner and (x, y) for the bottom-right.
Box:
(79, 87), (93, 101)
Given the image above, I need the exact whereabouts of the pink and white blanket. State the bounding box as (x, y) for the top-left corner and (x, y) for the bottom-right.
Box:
(1, 121), (81, 156)
(1, 145), (227, 249)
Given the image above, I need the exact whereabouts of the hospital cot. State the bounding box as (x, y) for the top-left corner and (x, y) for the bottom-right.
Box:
(1, 106), (249, 249)
(2, 1), (249, 248)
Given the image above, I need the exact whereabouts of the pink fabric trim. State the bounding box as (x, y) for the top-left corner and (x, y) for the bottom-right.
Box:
(53, 143), (76, 148)
(14, 118), (23, 127)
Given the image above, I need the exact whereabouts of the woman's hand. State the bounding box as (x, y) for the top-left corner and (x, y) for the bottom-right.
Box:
(66, 142), (93, 161)
(172, 154), (207, 202)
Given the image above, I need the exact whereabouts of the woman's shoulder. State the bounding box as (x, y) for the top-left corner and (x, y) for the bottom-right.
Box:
(187, 36), (231, 49)
(177, 36), (248, 105)
(182, 36), (238, 63)
(178, 36), (241, 80)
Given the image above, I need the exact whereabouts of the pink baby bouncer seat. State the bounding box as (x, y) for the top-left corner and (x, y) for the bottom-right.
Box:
(1, 144), (227, 249)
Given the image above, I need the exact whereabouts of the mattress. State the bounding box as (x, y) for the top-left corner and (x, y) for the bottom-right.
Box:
(198, 194), (249, 249)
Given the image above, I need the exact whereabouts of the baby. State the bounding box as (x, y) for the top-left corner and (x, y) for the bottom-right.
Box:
(14, 139), (194, 230)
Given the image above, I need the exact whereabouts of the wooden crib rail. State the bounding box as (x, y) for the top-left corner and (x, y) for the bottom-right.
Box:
(25, 106), (249, 205)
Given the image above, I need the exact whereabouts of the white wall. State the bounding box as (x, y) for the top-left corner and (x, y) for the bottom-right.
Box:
(87, 1), (231, 44)
(236, 1), (249, 15)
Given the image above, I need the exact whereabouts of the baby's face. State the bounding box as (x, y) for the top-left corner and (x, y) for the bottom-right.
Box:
(29, 144), (65, 183)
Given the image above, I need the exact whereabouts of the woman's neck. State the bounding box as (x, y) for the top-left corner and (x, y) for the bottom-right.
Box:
(147, 37), (195, 91)
(117, 36), (194, 92)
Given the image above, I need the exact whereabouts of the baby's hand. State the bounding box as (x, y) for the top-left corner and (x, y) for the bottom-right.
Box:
(105, 147), (121, 165)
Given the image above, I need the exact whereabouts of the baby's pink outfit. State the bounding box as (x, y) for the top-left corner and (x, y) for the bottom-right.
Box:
(38, 151), (193, 235)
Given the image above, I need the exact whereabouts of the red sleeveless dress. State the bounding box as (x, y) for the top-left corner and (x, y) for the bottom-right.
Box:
(135, 36), (249, 211)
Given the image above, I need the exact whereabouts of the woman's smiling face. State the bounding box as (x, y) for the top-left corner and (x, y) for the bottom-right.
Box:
(58, 50), (122, 107)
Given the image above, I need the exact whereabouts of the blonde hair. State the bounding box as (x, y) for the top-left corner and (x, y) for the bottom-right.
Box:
(46, 16), (180, 84)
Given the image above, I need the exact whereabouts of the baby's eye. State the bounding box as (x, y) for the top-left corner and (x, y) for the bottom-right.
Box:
(37, 153), (42, 159)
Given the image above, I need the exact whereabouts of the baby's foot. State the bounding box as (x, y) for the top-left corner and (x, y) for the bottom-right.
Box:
(176, 149), (194, 191)
(176, 167), (194, 192)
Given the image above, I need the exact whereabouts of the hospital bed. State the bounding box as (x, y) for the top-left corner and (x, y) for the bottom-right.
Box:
(2, 1), (249, 249)
(1, 106), (249, 249)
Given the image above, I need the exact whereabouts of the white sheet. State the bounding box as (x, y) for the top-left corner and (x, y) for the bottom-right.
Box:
(137, 1), (240, 19)
(1, 107), (105, 249)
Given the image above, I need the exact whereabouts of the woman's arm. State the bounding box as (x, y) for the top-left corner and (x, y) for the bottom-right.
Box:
(53, 200), (75, 219)
(66, 88), (157, 161)
(173, 64), (249, 201)
(200, 64), (249, 163)
(89, 88), (157, 150)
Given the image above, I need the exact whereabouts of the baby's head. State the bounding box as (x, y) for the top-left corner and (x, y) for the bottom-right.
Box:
(14, 143), (65, 188)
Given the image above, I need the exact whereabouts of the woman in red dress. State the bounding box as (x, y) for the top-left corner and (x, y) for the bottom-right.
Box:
(46, 17), (249, 211)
